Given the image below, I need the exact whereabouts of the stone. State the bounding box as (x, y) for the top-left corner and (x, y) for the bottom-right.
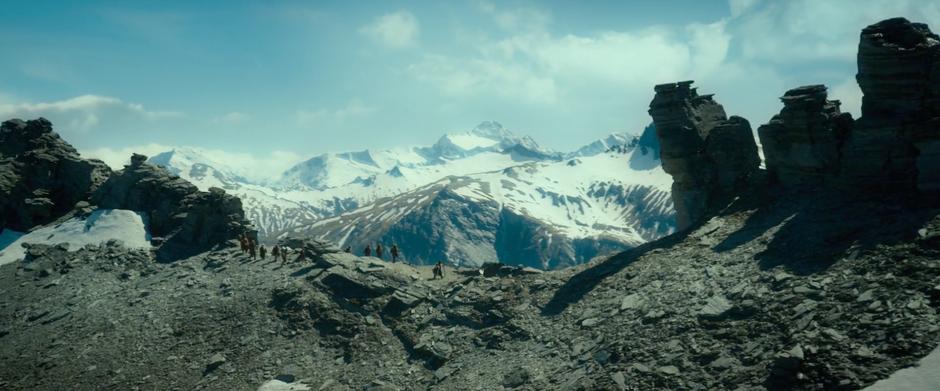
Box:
(205, 353), (226, 373)
(856, 289), (875, 302)
(130, 153), (148, 167)
(581, 317), (601, 328)
(620, 293), (643, 310)
(363, 380), (400, 391)
(502, 367), (531, 388)
(593, 350), (611, 365)
(610, 371), (626, 391)
(319, 269), (392, 299)
(648, 82), (760, 229)
(658, 365), (680, 375)
(698, 295), (733, 318)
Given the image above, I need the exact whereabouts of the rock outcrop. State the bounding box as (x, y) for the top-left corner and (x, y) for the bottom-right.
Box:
(0, 118), (111, 231)
(845, 17), (940, 191)
(757, 85), (853, 186)
(648, 81), (760, 229)
(92, 155), (251, 260)
(757, 18), (940, 192)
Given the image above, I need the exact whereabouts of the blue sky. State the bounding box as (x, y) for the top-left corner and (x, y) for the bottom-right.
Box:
(1, 0), (938, 176)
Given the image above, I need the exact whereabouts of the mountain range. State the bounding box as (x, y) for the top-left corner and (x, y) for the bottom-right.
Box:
(146, 121), (675, 268)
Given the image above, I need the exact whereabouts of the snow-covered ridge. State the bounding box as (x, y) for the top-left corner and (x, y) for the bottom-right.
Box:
(141, 121), (669, 252)
(281, 144), (674, 268)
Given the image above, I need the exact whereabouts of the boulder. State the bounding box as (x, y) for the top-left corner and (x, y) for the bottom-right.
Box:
(648, 81), (760, 229)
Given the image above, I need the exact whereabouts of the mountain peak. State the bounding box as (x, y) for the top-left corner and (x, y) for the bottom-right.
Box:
(469, 121), (513, 140)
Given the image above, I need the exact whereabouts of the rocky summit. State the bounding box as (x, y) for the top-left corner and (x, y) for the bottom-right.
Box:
(0, 118), (111, 231)
(1, 17), (939, 391)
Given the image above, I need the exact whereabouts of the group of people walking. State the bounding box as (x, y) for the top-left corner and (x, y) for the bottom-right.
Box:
(238, 233), (290, 263)
(241, 234), (446, 279)
(356, 243), (443, 279)
(359, 243), (401, 262)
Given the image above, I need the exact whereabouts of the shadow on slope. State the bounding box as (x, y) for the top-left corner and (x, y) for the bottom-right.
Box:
(540, 226), (696, 316)
(715, 189), (938, 275)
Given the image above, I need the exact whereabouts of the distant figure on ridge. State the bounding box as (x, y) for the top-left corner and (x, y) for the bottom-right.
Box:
(364, 244), (372, 257)
(344, 246), (352, 253)
(390, 244), (400, 263)
(432, 261), (444, 279)
(260, 245), (267, 260)
(375, 244), (383, 260)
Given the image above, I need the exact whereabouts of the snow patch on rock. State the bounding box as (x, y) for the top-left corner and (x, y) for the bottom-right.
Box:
(0, 209), (152, 265)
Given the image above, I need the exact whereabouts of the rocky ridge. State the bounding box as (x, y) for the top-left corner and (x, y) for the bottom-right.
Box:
(0, 120), (252, 261)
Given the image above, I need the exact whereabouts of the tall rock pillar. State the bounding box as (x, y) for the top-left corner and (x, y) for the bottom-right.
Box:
(648, 81), (760, 229)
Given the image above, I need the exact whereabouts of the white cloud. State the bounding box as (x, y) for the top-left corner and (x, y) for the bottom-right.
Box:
(295, 100), (377, 126)
(360, 10), (420, 49)
(730, 0), (940, 63)
(81, 143), (175, 168)
(212, 111), (249, 124)
(0, 95), (181, 133)
(728, 0), (760, 18)
(82, 144), (305, 182)
(477, 2), (550, 32)
(409, 19), (729, 113)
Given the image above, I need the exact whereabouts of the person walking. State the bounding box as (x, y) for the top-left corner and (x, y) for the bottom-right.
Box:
(281, 247), (289, 263)
(390, 244), (400, 263)
(272, 245), (280, 260)
(432, 261), (444, 279)
(375, 244), (383, 260)
(364, 244), (372, 257)
(260, 245), (267, 260)
(248, 239), (257, 260)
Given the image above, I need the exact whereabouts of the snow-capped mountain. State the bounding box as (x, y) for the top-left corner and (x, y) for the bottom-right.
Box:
(278, 144), (674, 269)
(146, 121), (675, 267)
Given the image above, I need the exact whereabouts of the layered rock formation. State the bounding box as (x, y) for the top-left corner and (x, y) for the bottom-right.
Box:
(757, 85), (853, 186)
(757, 18), (940, 192)
(846, 17), (940, 191)
(92, 154), (251, 260)
(648, 81), (760, 229)
(0, 118), (112, 231)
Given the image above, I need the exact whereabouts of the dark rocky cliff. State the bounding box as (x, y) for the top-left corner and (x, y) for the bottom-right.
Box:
(0, 118), (111, 231)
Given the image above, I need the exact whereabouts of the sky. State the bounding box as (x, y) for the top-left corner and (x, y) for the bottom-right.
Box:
(1, 0), (938, 178)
